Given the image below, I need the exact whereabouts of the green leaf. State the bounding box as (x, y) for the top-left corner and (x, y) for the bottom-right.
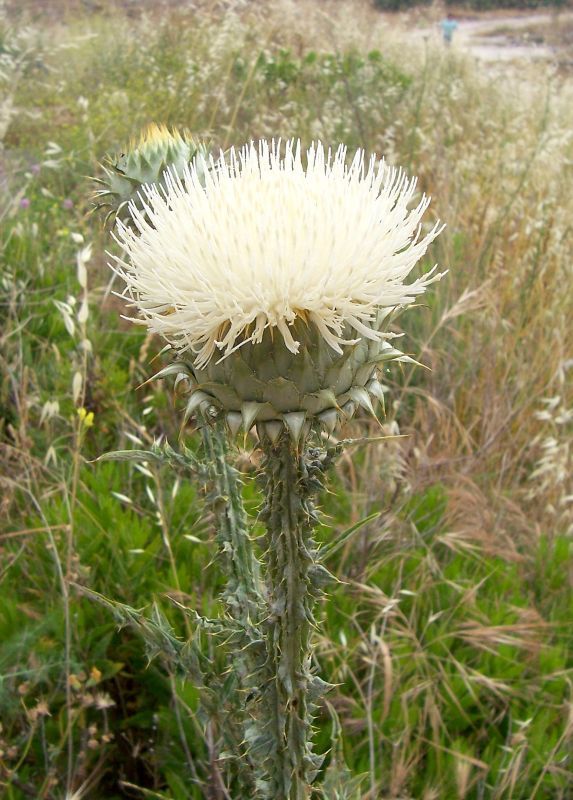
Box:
(95, 449), (159, 463)
(322, 511), (381, 560)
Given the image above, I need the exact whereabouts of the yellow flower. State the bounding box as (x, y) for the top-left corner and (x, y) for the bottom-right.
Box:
(78, 407), (94, 428)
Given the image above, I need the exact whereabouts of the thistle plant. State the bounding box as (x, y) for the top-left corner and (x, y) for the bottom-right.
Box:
(109, 138), (443, 798)
(93, 125), (265, 789)
(92, 123), (209, 226)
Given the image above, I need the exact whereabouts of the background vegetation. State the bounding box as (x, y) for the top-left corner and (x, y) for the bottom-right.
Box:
(1, 0), (572, 798)
(373, 0), (568, 11)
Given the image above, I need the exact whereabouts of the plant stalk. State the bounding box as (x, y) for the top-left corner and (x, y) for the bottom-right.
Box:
(258, 430), (331, 800)
(200, 419), (264, 795)
(201, 420), (262, 623)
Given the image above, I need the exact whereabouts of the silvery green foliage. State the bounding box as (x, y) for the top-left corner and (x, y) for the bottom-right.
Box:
(97, 438), (200, 472)
(199, 420), (267, 791)
(200, 420), (263, 624)
(75, 588), (207, 680)
(244, 433), (341, 799)
(96, 412), (361, 797)
(319, 769), (365, 800)
(97, 428), (263, 793)
(319, 704), (367, 799)
(77, 587), (255, 787)
(92, 124), (209, 226)
(155, 319), (403, 445)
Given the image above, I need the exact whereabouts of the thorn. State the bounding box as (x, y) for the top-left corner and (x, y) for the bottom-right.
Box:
(264, 420), (283, 444)
(341, 400), (356, 420)
(366, 378), (385, 400)
(183, 390), (210, 423)
(226, 411), (242, 437)
(317, 408), (338, 434)
(148, 345), (174, 367)
(349, 386), (376, 416)
(174, 372), (193, 393)
(241, 401), (262, 434)
(315, 388), (340, 409)
(283, 411), (307, 445)
(138, 361), (191, 389)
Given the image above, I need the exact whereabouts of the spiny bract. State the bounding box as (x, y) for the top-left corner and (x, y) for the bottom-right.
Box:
(93, 124), (209, 226)
(113, 139), (444, 439)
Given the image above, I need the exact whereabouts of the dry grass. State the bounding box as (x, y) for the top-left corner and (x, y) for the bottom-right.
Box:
(1, 0), (572, 796)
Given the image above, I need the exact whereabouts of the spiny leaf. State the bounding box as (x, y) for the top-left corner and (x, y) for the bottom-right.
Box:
(322, 511), (382, 560)
(95, 448), (159, 463)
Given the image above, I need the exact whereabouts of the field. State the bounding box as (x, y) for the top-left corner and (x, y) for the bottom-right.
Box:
(1, 0), (572, 798)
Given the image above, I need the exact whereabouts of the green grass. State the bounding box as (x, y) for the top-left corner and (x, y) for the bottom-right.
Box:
(1, 0), (572, 797)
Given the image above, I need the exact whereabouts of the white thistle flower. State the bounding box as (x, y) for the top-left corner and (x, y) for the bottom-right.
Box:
(113, 139), (444, 369)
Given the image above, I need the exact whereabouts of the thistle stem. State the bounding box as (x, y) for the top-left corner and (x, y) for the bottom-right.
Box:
(259, 431), (328, 800)
(200, 420), (263, 795)
(201, 420), (262, 622)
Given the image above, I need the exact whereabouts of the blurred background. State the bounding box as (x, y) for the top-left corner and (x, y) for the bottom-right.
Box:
(1, 0), (572, 797)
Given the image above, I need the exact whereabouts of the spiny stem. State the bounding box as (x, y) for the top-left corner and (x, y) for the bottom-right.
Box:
(201, 420), (262, 622)
(200, 419), (264, 794)
(258, 431), (332, 800)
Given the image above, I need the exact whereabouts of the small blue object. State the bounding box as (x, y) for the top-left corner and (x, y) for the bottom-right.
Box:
(440, 19), (458, 43)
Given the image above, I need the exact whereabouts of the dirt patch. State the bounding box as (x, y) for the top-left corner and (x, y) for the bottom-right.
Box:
(399, 8), (573, 65)
(477, 16), (573, 50)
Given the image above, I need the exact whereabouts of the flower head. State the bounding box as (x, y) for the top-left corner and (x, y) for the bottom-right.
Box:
(113, 139), (443, 369)
(93, 124), (208, 227)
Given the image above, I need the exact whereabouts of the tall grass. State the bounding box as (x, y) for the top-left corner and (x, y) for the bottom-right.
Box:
(1, 1), (572, 797)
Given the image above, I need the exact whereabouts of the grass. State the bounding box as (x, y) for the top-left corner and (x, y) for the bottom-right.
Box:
(1, 0), (572, 797)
